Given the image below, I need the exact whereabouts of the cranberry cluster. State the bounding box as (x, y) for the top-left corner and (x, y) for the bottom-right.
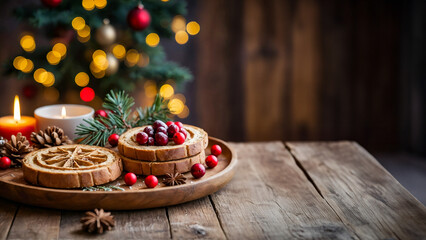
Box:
(136, 120), (188, 146)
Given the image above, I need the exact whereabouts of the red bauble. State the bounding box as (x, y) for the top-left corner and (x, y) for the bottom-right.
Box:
(0, 157), (11, 170)
(127, 4), (151, 31)
(108, 133), (120, 147)
(124, 172), (137, 186)
(211, 144), (222, 156)
(94, 109), (108, 118)
(41, 0), (62, 8)
(205, 155), (218, 168)
(191, 163), (206, 179)
(173, 132), (185, 145)
(145, 175), (158, 188)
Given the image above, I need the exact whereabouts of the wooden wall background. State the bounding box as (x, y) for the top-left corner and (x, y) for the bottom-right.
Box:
(192, 0), (425, 153)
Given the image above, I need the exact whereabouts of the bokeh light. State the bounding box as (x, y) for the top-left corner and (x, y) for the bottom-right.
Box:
(42, 72), (55, 87)
(112, 44), (126, 59)
(137, 53), (150, 67)
(171, 15), (186, 33)
(146, 33), (160, 47)
(82, 0), (95, 11)
(173, 93), (187, 104)
(34, 68), (47, 83)
(92, 50), (108, 70)
(43, 87), (60, 102)
(94, 0), (107, 9)
(168, 98), (185, 114)
(21, 59), (34, 73)
(144, 80), (158, 98)
(159, 84), (174, 99)
(175, 31), (189, 45)
(72, 17), (86, 31)
(13, 56), (27, 71)
(80, 87), (95, 102)
(78, 35), (90, 43)
(20, 35), (36, 52)
(177, 105), (190, 118)
(186, 21), (200, 35)
(78, 25), (91, 38)
(47, 51), (61, 65)
(125, 49), (139, 66)
(52, 43), (67, 58)
(75, 72), (90, 87)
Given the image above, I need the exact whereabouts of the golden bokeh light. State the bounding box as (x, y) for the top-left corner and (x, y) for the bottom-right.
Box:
(173, 93), (187, 104)
(137, 53), (150, 67)
(78, 25), (91, 38)
(159, 84), (174, 99)
(161, 0), (169, 2)
(112, 44), (126, 59)
(43, 87), (60, 102)
(78, 35), (90, 43)
(92, 70), (105, 79)
(175, 31), (189, 45)
(92, 50), (108, 70)
(186, 21), (200, 35)
(82, 0), (95, 10)
(177, 105), (190, 118)
(72, 17), (86, 31)
(144, 80), (158, 98)
(34, 68), (47, 83)
(94, 0), (107, 9)
(168, 98), (185, 114)
(75, 72), (90, 87)
(171, 15), (186, 33)
(125, 49), (139, 66)
(47, 51), (62, 65)
(145, 33), (160, 47)
(42, 72), (55, 87)
(13, 56), (27, 70)
(21, 59), (34, 73)
(90, 61), (101, 73)
(52, 43), (67, 58)
(20, 35), (36, 52)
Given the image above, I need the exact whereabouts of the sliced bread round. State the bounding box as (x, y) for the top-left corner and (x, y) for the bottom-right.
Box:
(118, 124), (208, 161)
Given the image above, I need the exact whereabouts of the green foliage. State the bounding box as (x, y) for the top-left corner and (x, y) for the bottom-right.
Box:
(6, 0), (192, 98)
(75, 90), (171, 146)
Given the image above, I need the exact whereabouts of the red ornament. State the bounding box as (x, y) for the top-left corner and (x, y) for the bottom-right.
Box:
(80, 87), (95, 102)
(94, 109), (108, 118)
(205, 155), (218, 168)
(108, 133), (120, 147)
(173, 132), (185, 145)
(191, 163), (206, 179)
(145, 175), (158, 188)
(0, 157), (11, 170)
(124, 172), (137, 186)
(127, 4), (151, 31)
(41, 0), (62, 8)
(211, 144), (222, 156)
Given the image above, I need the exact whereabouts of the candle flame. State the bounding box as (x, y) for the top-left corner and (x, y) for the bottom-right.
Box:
(14, 95), (21, 122)
(61, 106), (66, 119)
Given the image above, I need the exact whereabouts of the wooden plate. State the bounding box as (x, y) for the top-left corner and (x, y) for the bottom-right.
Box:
(0, 137), (237, 210)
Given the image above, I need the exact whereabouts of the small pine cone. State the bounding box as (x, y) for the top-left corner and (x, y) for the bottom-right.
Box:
(81, 208), (115, 234)
(1, 133), (33, 166)
(31, 126), (72, 149)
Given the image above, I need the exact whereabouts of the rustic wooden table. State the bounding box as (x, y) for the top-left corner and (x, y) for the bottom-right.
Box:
(0, 141), (425, 239)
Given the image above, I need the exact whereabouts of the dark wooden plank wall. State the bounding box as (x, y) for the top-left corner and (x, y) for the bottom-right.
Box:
(195, 0), (409, 152)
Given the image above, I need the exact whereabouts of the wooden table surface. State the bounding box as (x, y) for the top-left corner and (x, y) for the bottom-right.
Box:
(0, 141), (425, 239)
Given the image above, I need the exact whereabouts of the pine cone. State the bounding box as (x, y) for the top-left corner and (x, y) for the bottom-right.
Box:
(0, 137), (5, 157)
(1, 133), (33, 166)
(31, 126), (72, 149)
(81, 208), (115, 234)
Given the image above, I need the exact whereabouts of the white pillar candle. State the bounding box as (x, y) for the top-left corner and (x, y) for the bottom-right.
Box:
(34, 104), (94, 140)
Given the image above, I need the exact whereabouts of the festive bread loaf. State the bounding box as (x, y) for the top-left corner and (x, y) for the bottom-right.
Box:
(121, 151), (205, 176)
(22, 145), (122, 189)
(118, 125), (208, 161)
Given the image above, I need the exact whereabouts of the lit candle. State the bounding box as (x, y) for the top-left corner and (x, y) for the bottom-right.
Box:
(34, 104), (94, 140)
(0, 95), (36, 140)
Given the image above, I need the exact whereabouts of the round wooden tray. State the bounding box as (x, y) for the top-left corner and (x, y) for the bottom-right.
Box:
(0, 137), (237, 210)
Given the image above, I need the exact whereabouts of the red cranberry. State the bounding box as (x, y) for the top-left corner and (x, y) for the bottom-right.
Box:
(153, 120), (167, 130)
(166, 121), (174, 127)
(173, 132), (185, 145)
(94, 109), (108, 118)
(174, 121), (184, 131)
(0, 157), (11, 170)
(145, 175), (158, 188)
(155, 132), (168, 146)
(211, 144), (222, 156)
(108, 133), (119, 147)
(147, 137), (155, 145)
(124, 172), (137, 186)
(156, 126), (167, 135)
(205, 155), (218, 168)
(167, 124), (179, 138)
(191, 163), (206, 179)
(143, 126), (154, 137)
(136, 132), (148, 145)
(180, 128), (188, 139)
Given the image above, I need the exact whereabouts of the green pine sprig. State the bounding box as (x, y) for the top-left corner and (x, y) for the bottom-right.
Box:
(75, 90), (171, 146)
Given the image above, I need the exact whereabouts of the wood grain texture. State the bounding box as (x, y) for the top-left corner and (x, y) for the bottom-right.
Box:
(167, 197), (226, 239)
(0, 199), (18, 240)
(8, 206), (60, 239)
(210, 142), (355, 239)
(286, 141), (426, 240)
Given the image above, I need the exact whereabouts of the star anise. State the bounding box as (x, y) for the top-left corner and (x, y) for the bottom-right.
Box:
(163, 171), (187, 186)
(80, 208), (115, 234)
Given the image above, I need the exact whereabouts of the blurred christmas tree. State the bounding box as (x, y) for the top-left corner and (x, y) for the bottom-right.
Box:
(4, 0), (197, 118)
